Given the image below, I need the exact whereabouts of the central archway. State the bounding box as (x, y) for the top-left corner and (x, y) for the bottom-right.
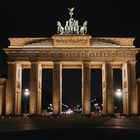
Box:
(62, 69), (82, 114)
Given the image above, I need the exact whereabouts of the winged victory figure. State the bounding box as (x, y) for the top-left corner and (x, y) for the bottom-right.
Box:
(68, 7), (75, 18)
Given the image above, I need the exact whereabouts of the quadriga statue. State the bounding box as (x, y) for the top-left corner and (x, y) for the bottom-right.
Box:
(57, 21), (64, 34)
(80, 21), (88, 34)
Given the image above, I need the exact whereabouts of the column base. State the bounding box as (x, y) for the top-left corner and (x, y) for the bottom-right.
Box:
(82, 114), (92, 118)
(2, 114), (23, 118)
(52, 114), (61, 118)
(101, 113), (116, 117)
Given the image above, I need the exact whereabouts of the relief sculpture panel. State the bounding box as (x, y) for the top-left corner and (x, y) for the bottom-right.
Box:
(7, 48), (138, 62)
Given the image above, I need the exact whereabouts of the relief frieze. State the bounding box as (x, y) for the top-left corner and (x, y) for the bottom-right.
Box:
(7, 49), (137, 61)
(52, 35), (91, 46)
(55, 39), (88, 46)
(110, 51), (117, 57)
(117, 51), (124, 57)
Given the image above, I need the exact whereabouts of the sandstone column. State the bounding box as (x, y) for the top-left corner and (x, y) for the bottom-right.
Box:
(122, 61), (138, 115)
(122, 62), (130, 115)
(82, 62), (91, 115)
(6, 62), (22, 115)
(6, 62), (15, 115)
(53, 62), (62, 115)
(129, 62), (138, 114)
(102, 63), (114, 115)
(37, 63), (42, 115)
(137, 78), (140, 115)
(15, 62), (22, 115)
(0, 78), (6, 116)
(29, 62), (42, 115)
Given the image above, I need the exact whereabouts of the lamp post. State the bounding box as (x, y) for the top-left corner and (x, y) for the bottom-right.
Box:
(24, 89), (29, 114)
(115, 89), (122, 114)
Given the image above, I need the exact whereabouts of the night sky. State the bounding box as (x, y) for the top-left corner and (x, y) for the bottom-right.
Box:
(0, 0), (140, 111)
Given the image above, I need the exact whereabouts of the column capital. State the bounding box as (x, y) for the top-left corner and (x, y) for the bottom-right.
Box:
(82, 61), (91, 68)
(53, 61), (61, 63)
(103, 62), (113, 65)
(128, 61), (137, 64)
(30, 61), (39, 64)
(7, 61), (16, 64)
(0, 78), (7, 85)
(82, 61), (91, 63)
(53, 62), (62, 69)
(30, 61), (43, 68)
(137, 78), (140, 85)
(102, 62), (113, 68)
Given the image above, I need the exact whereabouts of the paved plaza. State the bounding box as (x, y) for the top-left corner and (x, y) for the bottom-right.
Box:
(0, 115), (140, 139)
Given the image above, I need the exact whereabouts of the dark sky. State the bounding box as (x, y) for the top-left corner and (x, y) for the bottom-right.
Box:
(0, 0), (140, 108)
(0, 0), (140, 37)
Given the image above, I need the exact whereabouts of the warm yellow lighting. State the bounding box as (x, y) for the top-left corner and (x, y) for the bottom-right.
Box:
(24, 89), (29, 96)
(116, 89), (122, 97)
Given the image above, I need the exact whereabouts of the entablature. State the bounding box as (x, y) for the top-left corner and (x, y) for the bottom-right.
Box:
(4, 47), (139, 62)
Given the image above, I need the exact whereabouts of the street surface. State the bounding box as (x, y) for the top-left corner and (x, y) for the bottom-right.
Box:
(0, 115), (140, 140)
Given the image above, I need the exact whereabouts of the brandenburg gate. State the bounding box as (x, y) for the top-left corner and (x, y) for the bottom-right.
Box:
(0, 8), (140, 116)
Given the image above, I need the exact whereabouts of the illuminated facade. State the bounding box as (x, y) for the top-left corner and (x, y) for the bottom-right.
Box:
(0, 35), (139, 116)
(0, 8), (140, 116)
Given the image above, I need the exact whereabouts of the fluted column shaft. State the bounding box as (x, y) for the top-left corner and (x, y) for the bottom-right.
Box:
(122, 62), (138, 115)
(0, 78), (6, 116)
(137, 79), (140, 115)
(82, 62), (91, 115)
(29, 62), (42, 115)
(6, 62), (22, 115)
(129, 62), (137, 114)
(53, 62), (62, 115)
(102, 63), (114, 115)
